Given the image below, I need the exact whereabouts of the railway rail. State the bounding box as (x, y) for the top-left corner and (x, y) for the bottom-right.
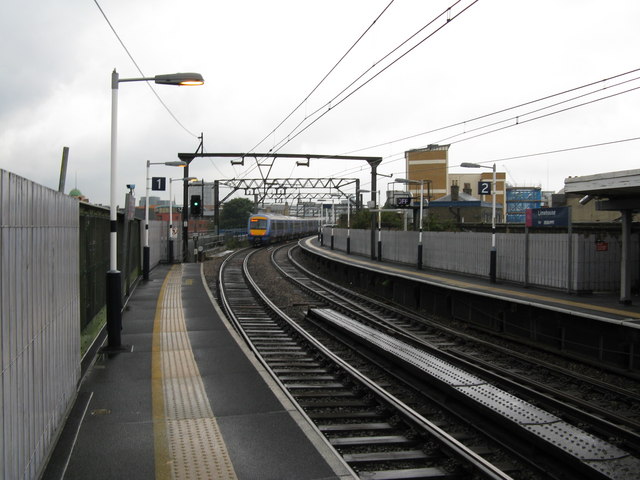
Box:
(217, 242), (640, 479)
(281, 245), (640, 449)
(219, 247), (518, 480)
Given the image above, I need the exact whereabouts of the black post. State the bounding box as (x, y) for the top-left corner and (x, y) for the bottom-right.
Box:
(106, 270), (122, 348)
(347, 236), (351, 254)
(143, 246), (150, 280)
(490, 248), (497, 283)
(417, 244), (423, 270)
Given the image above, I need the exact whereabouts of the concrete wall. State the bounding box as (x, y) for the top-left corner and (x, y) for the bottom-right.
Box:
(322, 227), (638, 292)
(0, 170), (80, 479)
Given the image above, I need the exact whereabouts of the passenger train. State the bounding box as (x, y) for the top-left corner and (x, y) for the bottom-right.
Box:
(248, 213), (320, 246)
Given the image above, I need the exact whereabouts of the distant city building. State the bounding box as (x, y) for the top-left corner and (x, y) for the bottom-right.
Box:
(505, 187), (543, 223)
(404, 145), (449, 201)
(139, 196), (169, 208)
(405, 145), (506, 219)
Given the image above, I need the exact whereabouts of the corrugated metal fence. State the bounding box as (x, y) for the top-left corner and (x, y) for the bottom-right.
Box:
(323, 227), (639, 292)
(1, 170), (80, 479)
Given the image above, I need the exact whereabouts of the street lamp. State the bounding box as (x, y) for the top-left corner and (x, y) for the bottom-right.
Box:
(329, 193), (342, 250)
(461, 162), (497, 283)
(168, 176), (197, 263)
(377, 190), (382, 261)
(108, 69), (203, 350)
(396, 178), (426, 270)
(144, 160), (187, 280)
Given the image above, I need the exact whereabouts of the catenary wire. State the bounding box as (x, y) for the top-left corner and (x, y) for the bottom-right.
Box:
(93, 0), (199, 138)
(342, 67), (640, 155)
(247, 0), (397, 155)
(325, 68), (640, 179)
(267, 0), (480, 155)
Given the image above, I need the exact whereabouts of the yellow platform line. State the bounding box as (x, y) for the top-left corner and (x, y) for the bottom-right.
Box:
(152, 265), (238, 480)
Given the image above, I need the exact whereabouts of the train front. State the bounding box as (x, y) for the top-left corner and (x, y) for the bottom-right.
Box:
(248, 215), (269, 246)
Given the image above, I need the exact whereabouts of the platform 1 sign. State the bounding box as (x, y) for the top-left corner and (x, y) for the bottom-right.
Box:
(151, 177), (166, 191)
(525, 206), (570, 227)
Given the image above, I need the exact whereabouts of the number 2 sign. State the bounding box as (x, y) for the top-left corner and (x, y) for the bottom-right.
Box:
(478, 181), (491, 195)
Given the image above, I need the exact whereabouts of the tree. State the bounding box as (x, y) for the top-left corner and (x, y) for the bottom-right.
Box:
(220, 197), (254, 230)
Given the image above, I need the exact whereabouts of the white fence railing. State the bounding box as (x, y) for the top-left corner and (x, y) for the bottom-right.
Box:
(1, 170), (80, 479)
(322, 227), (638, 292)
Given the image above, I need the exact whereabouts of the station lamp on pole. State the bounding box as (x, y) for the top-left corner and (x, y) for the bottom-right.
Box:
(108, 69), (203, 350)
(396, 178), (426, 270)
(460, 162), (497, 283)
(144, 160), (187, 280)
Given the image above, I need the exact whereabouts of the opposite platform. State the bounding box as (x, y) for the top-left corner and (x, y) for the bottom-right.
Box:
(44, 263), (353, 480)
(302, 236), (640, 326)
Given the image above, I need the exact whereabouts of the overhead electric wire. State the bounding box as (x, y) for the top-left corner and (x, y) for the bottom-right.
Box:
(472, 136), (640, 165)
(247, 0), (397, 155)
(342, 135), (640, 195)
(93, 0), (199, 138)
(343, 66), (640, 155)
(439, 83), (640, 146)
(325, 67), (640, 180)
(267, 0), (480, 155)
(236, 0), (397, 183)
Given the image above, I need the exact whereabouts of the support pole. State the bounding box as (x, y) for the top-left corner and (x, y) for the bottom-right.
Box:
(58, 146), (69, 193)
(107, 69), (122, 349)
(143, 160), (150, 280)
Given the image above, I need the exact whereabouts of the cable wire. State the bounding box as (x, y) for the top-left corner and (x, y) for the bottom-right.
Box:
(268, 0), (479, 154)
(93, 0), (199, 138)
(247, 0), (397, 155)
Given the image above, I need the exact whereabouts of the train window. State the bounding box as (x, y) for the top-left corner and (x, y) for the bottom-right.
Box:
(250, 218), (268, 229)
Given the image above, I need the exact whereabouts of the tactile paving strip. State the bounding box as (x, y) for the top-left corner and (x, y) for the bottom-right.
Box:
(157, 265), (238, 480)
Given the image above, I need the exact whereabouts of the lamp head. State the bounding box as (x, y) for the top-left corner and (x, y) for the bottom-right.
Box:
(154, 73), (204, 86)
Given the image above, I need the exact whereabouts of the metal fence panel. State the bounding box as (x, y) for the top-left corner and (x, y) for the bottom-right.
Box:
(0, 170), (80, 480)
(528, 233), (568, 289)
(329, 228), (636, 293)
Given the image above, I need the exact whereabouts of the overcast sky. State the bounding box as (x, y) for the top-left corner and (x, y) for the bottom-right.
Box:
(1, 0), (639, 206)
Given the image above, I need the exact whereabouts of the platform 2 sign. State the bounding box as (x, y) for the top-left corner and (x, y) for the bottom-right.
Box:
(525, 206), (570, 227)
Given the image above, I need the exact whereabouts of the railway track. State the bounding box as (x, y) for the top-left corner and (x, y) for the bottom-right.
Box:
(269, 242), (640, 478)
(219, 247), (520, 480)
(280, 244), (640, 453)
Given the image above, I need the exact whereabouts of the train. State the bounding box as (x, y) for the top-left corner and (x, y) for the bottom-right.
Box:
(247, 213), (321, 246)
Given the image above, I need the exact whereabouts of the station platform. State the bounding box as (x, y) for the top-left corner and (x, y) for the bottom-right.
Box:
(43, 263), (354, 480)
(301, 237), (640, 327)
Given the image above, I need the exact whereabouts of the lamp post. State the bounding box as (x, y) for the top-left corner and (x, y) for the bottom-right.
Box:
(377, 190), (382, 261)
(169, 176), (197, 263)
(461, 162), (497, 283)
(144, 160), (187, 280)
(108, 69), (203, 350)
(396, 178), (426, 270)
(329, 193), (342, 250)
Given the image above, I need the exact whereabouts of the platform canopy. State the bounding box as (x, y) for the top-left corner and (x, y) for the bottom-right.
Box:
(564, 168), (640, 304)
(565, 169), (640, 210)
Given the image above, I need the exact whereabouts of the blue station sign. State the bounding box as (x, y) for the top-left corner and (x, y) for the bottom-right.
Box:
(525, 206), (570, 227)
